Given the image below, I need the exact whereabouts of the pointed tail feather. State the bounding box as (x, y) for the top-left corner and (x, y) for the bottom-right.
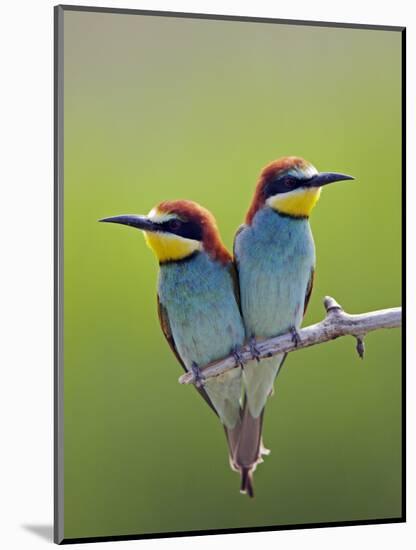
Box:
(234, 403), (266, 497)
(224, 402), (269, 497)
(224, 421), (241, 473)
(241, 467), (254, 497)
(225, 422), (257, 497)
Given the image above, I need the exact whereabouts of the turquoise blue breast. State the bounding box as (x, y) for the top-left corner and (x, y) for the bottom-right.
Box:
(234, 207), (315, 339)
(158, 252), (245, 369)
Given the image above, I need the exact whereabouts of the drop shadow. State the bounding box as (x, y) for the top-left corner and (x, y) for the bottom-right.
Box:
(22, 524), (53, 542)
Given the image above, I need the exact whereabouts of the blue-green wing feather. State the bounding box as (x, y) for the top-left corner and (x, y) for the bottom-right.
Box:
(157, 294), (217, 415)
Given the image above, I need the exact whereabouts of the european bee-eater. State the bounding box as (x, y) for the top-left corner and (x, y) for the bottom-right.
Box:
(233, 156), (354, 493)
(100, 200), (252, 492)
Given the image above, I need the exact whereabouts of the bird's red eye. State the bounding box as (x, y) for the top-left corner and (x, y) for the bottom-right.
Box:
(285, 177), (295, 187)
(169, 219), (182, 231)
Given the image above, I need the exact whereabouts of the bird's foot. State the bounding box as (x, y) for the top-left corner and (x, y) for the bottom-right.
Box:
(249, 337), (261, 362)
(290, 326), (301, 347)
(191, 362), (205, 388)
(232, 346), (245, 369)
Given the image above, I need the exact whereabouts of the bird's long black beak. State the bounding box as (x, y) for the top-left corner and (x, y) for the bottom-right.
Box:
(99, 214), (159, 232)
(308, 172), (355, 188)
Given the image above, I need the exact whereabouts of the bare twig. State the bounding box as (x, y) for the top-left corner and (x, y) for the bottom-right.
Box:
(178, 296), (402, 385)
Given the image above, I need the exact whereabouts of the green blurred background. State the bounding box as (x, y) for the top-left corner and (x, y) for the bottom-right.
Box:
(62, 10), (402, 540)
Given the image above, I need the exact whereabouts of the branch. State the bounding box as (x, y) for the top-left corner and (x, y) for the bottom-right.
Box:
(178, 296), (402, 386)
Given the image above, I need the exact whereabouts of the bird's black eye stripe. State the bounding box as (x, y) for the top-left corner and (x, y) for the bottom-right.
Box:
(168, 219), (181, 231)
(264, 175), (302, 197)
(284, 176), (298, 187)
(160, 219), (203, 241)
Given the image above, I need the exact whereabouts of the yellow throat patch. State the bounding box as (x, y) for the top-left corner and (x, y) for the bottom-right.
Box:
(144, 231), (202, 263)
(267, 187), (321, 217)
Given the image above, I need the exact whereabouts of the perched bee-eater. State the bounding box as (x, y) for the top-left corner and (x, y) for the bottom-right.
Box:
(100, 200), (256, 493)
(233, 156), (354, 493)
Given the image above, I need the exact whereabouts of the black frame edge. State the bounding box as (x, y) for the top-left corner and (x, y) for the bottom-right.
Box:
(401, 26), (406, 523)
(56, 4), (405, 32)
(54, 4), (65, 546)
(59, 517), (405, 545)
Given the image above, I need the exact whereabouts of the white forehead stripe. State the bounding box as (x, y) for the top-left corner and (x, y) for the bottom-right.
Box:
(287, 164), (318, 179)
(147, 208), (178, 223)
